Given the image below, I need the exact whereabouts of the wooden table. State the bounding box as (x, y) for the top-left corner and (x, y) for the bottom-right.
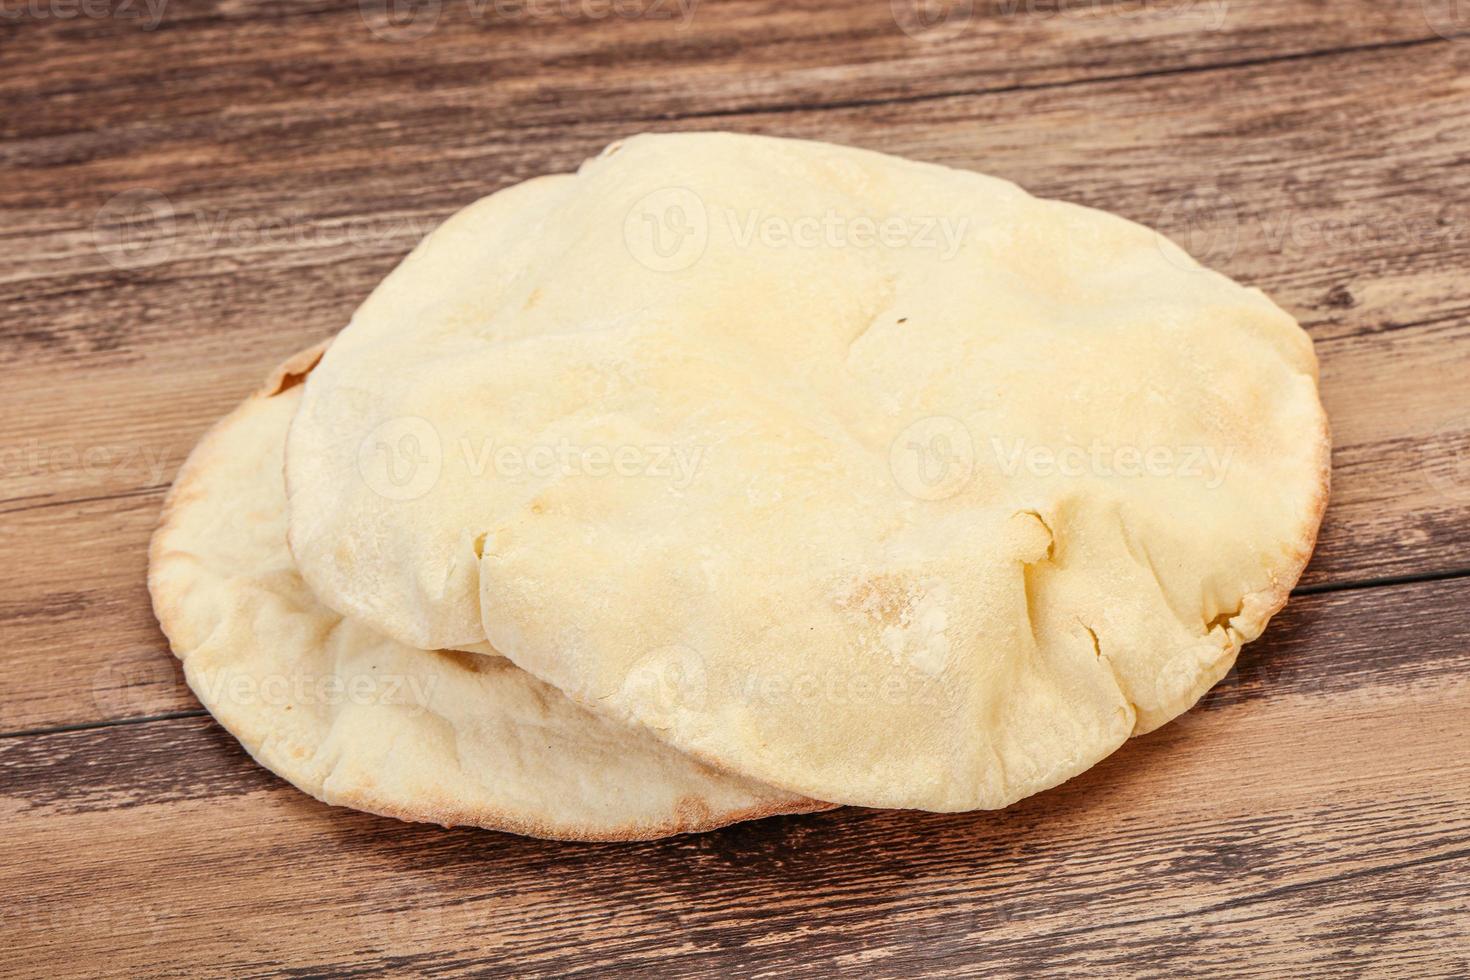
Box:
(4, 1), (1469, 974)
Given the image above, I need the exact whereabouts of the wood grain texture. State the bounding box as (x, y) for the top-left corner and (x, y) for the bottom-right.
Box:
(0, 0), (1445, 153)
(2, 0), (1469, 973)
(3, 579), (1468, 976)
(4, 33), (1470, 732)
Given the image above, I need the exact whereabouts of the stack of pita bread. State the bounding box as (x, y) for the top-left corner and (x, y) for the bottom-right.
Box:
(149, 133), (1329, 841)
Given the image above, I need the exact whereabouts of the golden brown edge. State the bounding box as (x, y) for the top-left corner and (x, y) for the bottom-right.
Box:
(1128, 376), (1333, 738)
(153, 330), (1332, 825)
(1249, 404), (1333, 625)
(147, 342), (833, 843)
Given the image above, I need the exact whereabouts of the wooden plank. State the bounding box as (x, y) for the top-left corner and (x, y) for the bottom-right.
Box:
(5, 39), (1467, 499)
(3, 39), (1469, 731)
(2, 577), (1467, 976)
(0, 0), (1442, 153)
(0, 492), (190, 734)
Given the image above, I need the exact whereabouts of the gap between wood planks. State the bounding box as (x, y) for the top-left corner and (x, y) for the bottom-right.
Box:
(649, 34), (1452, 124)
(0, 21), (1464, 521)
(5, 287), (1464, 570)
(0, 26), (1458, 290)
(948, 844), (1470, 949)
(1, 9), (1453, 149)
(3, 26), (1465, 741)
(3, 566), (1468, 742)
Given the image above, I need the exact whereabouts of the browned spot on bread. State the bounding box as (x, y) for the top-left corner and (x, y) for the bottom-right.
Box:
(839, 574), (918, 628)
(262, 339), (330, 397)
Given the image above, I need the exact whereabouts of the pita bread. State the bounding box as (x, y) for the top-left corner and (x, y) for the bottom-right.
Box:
(149, 347), (823, 840)
(285, 133), (1329, 810)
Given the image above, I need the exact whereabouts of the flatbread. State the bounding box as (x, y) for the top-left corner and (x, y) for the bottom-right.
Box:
(285, 132), (1330, 811)
(149, 346), (823, 840)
